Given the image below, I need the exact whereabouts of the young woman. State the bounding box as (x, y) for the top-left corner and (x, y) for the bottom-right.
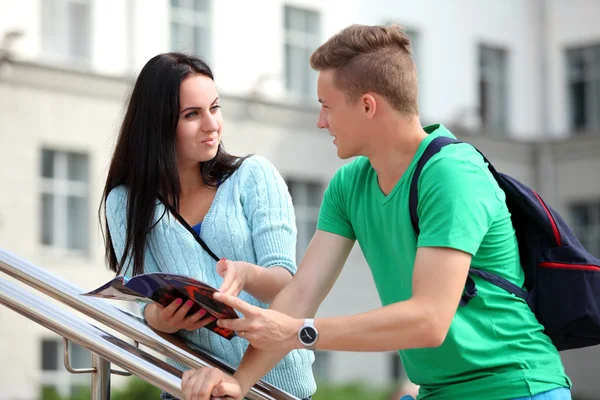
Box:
(100, 52), (316, 400)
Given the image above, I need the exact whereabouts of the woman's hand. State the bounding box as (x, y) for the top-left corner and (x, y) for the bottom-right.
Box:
(217, 258), (252, 297)
(145, 299), (215, 334)
(217, 258), (293, 304)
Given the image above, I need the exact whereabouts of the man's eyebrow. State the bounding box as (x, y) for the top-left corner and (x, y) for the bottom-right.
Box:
(180, 97), (220, 114)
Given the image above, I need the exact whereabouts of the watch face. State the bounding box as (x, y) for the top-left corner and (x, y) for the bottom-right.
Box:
(300, 326), (317, 345)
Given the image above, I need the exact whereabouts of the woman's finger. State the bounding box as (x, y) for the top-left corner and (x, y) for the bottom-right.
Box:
(172, 299), (194, 321)
(219, 268), (236, 293)
(183, 309), (207, 329)
(187, 316), (217, 331)
(226, 282), (242, 297)
(160, 298), (183, 320)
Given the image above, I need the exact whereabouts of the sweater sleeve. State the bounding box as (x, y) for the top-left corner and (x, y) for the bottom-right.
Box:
(239, 156), (298, 275)
(105, 186), (161, 315)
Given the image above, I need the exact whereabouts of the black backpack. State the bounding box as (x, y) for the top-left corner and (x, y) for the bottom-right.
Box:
(409, 136), (600, 351)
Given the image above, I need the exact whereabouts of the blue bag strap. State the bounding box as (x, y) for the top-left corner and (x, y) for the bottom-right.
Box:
(460, 276), (478, 306)
(409, 136), (530, 305)
(409, 136), (461, 235)
(469, 269), (529, 301)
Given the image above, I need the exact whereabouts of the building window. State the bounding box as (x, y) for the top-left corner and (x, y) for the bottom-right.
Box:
(566, 44), (600, 133)
(170, 0), (211, 60)
(41, 0), (91, 62)
(40, 338), (91, 399)
(286, 179), (324, 260)
(40, 149), (89, 254)
(478, 45), (509, 133)
(284, 6), (321, 98)
(571, 201), (600, 257)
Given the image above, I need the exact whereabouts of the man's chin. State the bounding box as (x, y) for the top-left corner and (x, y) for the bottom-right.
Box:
(336, 148), (354, 160)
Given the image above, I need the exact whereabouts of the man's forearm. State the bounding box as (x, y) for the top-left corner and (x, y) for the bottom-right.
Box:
(231, 230), (354, 395)
(233, 278), (318, 394)
(312, 299), (446, 352)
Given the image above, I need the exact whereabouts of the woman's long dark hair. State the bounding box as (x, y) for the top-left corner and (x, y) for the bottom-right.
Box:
(100, 52), (248, 277)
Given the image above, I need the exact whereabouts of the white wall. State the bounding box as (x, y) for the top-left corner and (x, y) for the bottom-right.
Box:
(213, 0), (546, 138)
(2, 0), (577, 139)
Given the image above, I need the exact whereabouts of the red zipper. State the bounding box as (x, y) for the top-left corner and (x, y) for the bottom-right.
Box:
(539, 262), (600, 271)
(533, 191), (562, 246)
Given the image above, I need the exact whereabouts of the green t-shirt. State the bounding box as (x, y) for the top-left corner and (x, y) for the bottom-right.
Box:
(317, 124), (571, 400)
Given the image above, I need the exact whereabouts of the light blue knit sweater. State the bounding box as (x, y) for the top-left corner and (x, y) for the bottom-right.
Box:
(105, 156), (316, 398)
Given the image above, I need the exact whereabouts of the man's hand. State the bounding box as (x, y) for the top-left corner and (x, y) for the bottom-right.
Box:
(181, 368), (242, 400)
(214, 292), (303, 352)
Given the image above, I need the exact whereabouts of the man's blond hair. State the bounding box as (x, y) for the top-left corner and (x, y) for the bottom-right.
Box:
(310, 24), (418, 116)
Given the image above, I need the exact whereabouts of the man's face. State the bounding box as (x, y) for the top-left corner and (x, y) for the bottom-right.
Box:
(316, 70), (367, 159)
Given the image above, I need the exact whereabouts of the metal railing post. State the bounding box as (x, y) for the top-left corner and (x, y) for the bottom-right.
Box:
(91, 354), (111, 400)
(0, 248), (298, 400)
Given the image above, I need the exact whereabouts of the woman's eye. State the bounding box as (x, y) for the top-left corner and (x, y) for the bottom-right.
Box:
(211, 105), (221, 112)
(185, 111), (198, 118)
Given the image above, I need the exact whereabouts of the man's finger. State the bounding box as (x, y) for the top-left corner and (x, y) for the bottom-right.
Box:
(181, 369), (199, 400)
(213, 381), (242, 398)
(213, 292), (256, 315)
(217, 317), (249, 332)
(194, 368), (223, 400)
(187, 316), (216, 331)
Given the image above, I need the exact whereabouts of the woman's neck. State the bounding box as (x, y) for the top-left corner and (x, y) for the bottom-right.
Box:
(177, 163), (206, 196)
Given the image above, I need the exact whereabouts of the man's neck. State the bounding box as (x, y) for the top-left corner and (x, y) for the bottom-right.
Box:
(366, 120), (428, 196)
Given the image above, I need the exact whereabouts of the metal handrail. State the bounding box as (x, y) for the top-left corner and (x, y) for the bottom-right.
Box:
(0, 248), (299, 400)
(0, 275), (185, 398)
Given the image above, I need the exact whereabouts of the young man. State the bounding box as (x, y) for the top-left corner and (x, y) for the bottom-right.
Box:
(181, 24), (572, 400)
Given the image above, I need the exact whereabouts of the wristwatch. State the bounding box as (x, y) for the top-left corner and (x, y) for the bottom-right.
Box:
(298, 318), (319, 350)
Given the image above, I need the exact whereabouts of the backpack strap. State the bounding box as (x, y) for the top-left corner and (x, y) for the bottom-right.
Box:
(409, 136), (530, 305)
(408, 137), (481, 306)
(409, 135), (501, 234)
(409, 136), (462, 235)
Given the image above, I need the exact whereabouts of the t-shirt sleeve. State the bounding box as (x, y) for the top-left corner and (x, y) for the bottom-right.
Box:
(317, 168), (356, 240)
(416, 154), (504, 255)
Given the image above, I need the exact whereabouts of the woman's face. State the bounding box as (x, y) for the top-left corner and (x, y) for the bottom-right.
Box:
(175, 74), (223, 167)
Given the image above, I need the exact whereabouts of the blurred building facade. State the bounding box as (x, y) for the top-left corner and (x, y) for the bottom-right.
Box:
(0, 0), (598, 399)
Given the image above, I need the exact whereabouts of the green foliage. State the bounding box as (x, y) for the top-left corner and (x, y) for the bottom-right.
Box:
(312, 382), (396, 400)
(111, 377), (163, 400)
(41, 377), (161, 400)
(43, 377), (400, 400)
(40, 387), (63, 400)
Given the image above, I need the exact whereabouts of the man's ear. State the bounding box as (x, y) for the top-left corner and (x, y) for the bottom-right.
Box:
(362, 94), (376, 119)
